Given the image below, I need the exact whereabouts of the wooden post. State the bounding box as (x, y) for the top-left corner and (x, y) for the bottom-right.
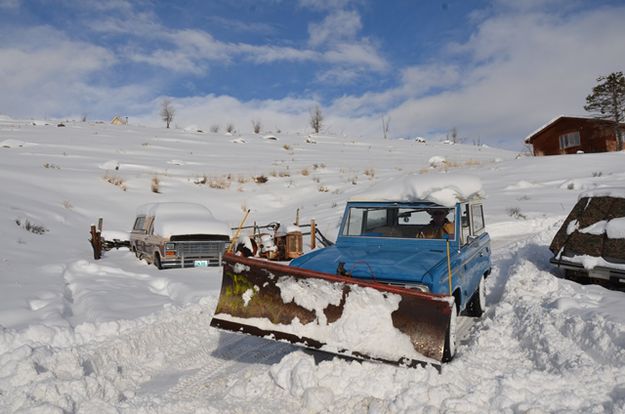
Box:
(310, 219), (316, 250)
(90, 225), (102, 260)
(228, 209), (251, 253)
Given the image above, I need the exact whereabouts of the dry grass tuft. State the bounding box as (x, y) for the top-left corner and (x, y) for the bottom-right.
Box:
(194, 175), (231, 189)
(151, 176), (160, 193)
(363, 168), (375, 178)
(103, 174), (127, 191)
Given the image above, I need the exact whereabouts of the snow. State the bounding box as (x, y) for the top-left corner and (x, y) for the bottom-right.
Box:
(580, 186), (625, 199)
(607, 217), (625, 239)
(137, 202), (231, 237)
(352, 174), (484, 207)
(216, 279), (428, 363)
(567, 217), (625, 239)
(1, 117), (625, 412)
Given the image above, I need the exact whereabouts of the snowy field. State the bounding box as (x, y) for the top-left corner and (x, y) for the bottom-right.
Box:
(1, 117), (625, 413)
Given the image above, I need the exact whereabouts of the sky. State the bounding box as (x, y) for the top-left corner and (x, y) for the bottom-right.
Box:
(1, 0), (624, 149)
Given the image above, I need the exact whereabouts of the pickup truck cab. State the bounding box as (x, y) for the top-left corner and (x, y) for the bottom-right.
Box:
(290, 198), (491, 315)
(130, 202), (231, 269)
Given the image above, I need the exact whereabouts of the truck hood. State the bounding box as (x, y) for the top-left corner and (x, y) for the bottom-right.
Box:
(289, 245), (447, 286)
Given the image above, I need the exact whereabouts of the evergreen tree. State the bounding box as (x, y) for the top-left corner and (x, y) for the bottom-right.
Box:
(584, 72), (625, 151)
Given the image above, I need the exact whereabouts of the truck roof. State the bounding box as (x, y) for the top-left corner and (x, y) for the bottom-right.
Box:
(349, 174), (484, 207)
(136, 202), (230, 237)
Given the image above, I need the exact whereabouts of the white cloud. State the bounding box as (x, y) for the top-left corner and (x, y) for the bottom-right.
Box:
(298, 0), (362, 11)
(308, 10), (362, 47)
(322, 42), (388, 72)
(0, 0), (19, 10)
(385, 5), (625, 146)
(0, 26), (150, 118)
(234, 44), (319, 64)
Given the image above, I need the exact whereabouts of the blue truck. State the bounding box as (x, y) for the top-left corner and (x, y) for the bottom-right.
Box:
(211, 191), (491, 366)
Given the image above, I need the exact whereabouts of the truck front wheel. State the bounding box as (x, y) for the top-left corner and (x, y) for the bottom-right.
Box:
(154, 252), (163, 270)
(442, 299), (457, 362)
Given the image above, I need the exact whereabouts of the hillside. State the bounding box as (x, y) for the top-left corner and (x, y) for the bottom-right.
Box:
(1, 118), (624, 413)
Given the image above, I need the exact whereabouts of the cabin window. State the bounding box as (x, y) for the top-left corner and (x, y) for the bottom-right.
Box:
(559, 131), (580, 149)
(471, 204), (485, 234)
(133, 216), (145, 231)
(342, 206), (455, 239)
(461, 205), (471, 244)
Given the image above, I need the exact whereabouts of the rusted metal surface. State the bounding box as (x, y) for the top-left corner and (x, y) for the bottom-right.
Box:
(550, 196), (625, 263)
(211, 253), (452, 365)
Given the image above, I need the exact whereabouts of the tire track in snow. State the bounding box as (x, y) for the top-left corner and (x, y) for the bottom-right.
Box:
(168, 336), (291, 401)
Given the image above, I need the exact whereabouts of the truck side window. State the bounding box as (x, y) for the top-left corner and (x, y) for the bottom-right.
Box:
(133, 216), (145, 231)
(471, 205), (485, 235)
(461, 205), (471, 244)
(344, 208), (364, 236)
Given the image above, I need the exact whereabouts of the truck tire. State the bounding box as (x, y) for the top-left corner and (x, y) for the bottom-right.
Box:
(466, 275), (486, 317)
(154, 252), (163, 270)
(443, 299), (457, 362)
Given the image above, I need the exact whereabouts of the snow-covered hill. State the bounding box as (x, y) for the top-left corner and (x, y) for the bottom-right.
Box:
(1, 118), (624, 413)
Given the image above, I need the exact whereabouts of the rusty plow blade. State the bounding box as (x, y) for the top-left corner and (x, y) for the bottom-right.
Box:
(210, 254), (454, 367)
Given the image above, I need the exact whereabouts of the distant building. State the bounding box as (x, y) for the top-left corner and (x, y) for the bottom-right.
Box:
(111, 116), (128, 125)
(524, 116), (625, 156)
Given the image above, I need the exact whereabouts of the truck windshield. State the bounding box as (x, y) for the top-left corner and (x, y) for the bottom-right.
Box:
(342, 206), (455, 239)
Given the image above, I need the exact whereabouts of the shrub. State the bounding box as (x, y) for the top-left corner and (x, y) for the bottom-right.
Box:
(318, 185), (329, 192)
(252, 120), (261, 134)
(301, 168), (310, 176)
(255, 175), (268, 184)
(506, 207), (527, 220)
(16, 218), (48, 235)
(210, 125), (219, 133)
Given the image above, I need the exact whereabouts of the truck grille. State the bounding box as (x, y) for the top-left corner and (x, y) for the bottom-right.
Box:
(175, 241), (227, 259)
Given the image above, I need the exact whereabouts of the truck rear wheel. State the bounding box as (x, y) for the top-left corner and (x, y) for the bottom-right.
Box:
(466, 275), (486, 317)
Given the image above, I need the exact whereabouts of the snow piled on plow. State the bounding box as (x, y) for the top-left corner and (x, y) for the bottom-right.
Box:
(217, 275), (434, 364)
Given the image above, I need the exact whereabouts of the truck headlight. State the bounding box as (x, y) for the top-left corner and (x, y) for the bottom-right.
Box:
(165, 243), (176, 256)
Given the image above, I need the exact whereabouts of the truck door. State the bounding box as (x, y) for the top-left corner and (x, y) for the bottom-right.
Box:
(457, 203), (489, 307)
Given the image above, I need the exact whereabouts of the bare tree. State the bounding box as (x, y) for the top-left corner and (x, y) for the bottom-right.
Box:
(252, 119), (262, 134)
(382, 115), (391, 140)
(310, 105), (323, 134)
(447, 127), (458, 144)
(210, 124), (220, 133)
(584, 71), (625, 151)
(226, 123), (236, 134)
(160, 98), (175, 129)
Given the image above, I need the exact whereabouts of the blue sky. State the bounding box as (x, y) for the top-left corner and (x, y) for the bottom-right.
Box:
(1, 0), (624, 149)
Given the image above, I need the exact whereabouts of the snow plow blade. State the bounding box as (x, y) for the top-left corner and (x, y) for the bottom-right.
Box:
(210, 254), (454, 367)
